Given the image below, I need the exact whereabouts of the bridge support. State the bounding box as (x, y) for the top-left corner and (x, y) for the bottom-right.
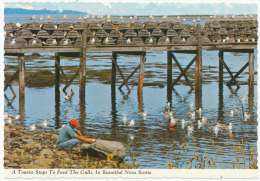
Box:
(167, 51), (172, 106)
(138, 52), (145, 113)
(79, 48), (87, 134)
(248, 50), (255, 120)
(54, 53), (61, 128)
(18, 54), (25, 121)
(195, 46), (202, 118)
(218, 51), (224, 122)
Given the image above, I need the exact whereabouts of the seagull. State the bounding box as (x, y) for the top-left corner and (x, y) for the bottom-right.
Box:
(128, 120), (135, 127)
(16, 22), (21, 27)
(230, 110), (234, 117)
(5, 117), (12, 124)
(181, 119), (186, 129)
(169, 117), (177, 128)
(42, 120), (48, 128)
(104, 37), (109, 44)
(54, 25), (58, 29)
(182, 38), (186, 42)
(201, 116), (208, 125)
(165, 37), (170, 43)
(244, 112), (250, 121)
(129, 134), (135, 141)
(90, 38), (96, 44)
(52, 39), (57, 45)
(63, 39), (69, 45)
(189, 112), (195, 120)
(213, 125), (220, 136)
(9, 33), (14, 37)
(64, 87), (74, 101)
(15, 115), (21, 120)
(163, 15), (167, 19)
(187, 125), (194, 135)
(141, 112), (147, 119)
(32, 39), (37, 45)
(4, 112), (9, 120)
(123, 115), (128, 125)
(11, 39), (16, 45)
(198, 120), (202, 129)
(149, 37), (153, 44)
(126, 38), (131, 44)
(29, 124), (36, 131)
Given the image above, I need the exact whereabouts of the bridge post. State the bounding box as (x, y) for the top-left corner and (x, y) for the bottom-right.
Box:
(218, 51), (224, 122)
(18, 54), (25, 121)
(138, 52), (145, 112)
(167, 51), (172, 106)
(111, 52), (117, 114)
(54, 53), (61, 128)
(79, 49), (87, 133)
(248, 50), (254, 88)
(248, 50), (254, 119)
(195, 46), (202, 117)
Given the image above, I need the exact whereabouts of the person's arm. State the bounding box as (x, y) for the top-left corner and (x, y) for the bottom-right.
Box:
(75, 132), (96, 144)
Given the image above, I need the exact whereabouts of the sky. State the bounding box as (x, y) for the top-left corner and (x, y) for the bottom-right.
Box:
(5, 2), (257, 15)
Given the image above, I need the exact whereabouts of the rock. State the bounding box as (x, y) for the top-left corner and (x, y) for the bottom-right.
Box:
(33, 157), (53, 168)
(40, 148), (54, 158)
(80, 139), (126, 161)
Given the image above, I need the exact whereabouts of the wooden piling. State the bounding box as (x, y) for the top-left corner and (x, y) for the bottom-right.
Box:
(195, 46), (202, 113)
(138, 53), (145, 102)
(79, 47), (87, 133)
(248, 50), (254, 88)
(54, 53), (61, 128)
(248, 50), (254, 119)
(167, 51), (172, 105)
(18, 54), (25, 120)
(218, 51), (224, 122)
(111, 52), (117, 113)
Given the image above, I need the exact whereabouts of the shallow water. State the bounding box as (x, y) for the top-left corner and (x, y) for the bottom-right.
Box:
(4, 49), (257, 168)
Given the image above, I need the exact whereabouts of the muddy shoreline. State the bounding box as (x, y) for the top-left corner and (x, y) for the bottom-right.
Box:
(4, 124), (135, 169)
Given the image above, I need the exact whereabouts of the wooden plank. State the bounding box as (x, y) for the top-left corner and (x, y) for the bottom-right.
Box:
(195, 45), (202, 112)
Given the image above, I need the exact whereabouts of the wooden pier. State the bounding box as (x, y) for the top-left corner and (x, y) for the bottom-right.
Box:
(4, 15), (257, 123)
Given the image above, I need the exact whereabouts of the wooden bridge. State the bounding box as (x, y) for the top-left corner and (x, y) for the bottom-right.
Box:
(4, 15), (257, 125)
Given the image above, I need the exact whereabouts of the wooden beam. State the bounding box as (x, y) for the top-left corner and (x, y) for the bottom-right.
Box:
(248, 51), (254, 88)
(227, 62), (249, 85)
(138, 53), (145, 105)
(18, 54), (25, 121)
(195, 45), (202, 112)
(218, 51), (224, 121)
(111, 52), (117, 103)
(54, 53), (61, 128)
(118, 64), (140, 90)
(167, 51), (172, 105)
(114, 59), (130, 92)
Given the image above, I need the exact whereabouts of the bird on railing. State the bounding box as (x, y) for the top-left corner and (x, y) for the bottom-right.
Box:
(165, 37), (170, 43)
(11, 39), (16, 45)
(90, 38), (96, 44)
(126, 38), (131, 44)
(32, 39), (37, 45)
(52, 39), (57, 45)
(104, 37), (109, 44)
(149, 37), (153, 44)
(63, 39), (69, 45)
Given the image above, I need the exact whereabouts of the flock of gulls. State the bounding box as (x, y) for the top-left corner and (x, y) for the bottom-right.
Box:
(120, 96), (252, 138)
(4, 95), (252, 138)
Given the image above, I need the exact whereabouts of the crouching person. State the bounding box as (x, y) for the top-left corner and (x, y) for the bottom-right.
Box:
(57, 119), (96, 150)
